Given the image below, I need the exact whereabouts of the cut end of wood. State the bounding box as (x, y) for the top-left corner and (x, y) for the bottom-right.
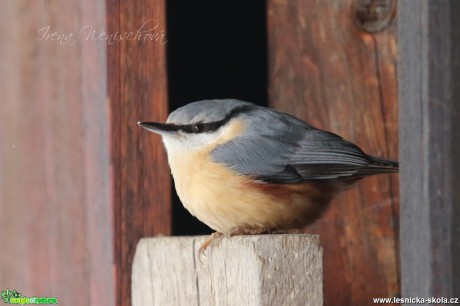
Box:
(132, 234), (323, 306)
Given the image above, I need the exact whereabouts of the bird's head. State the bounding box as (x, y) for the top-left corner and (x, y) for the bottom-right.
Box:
(138, 99), (254, 155)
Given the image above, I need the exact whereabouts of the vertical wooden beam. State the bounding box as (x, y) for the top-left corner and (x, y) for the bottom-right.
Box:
(399, 0), (460, 298)
(0, 0), (114, 305)
(267, 0), (399, 304)
(106, 1), (171, 305)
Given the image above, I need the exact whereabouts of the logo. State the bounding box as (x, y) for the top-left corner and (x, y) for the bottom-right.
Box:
(1, 289), (57, 305)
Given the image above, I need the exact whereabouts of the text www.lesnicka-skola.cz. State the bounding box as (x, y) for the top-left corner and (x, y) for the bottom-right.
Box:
(373, 297), (459, 304)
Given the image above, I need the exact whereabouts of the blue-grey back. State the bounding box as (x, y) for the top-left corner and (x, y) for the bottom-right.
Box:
(211, 102), (382, 182)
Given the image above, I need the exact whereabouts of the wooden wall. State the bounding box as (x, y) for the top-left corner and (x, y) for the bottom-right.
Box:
(106, 0), (171, 305)
(399, 0), (460, 299)
(267, 0), (400, 305)
(0, 0), (114, 305)
(0, 1), (171, 306)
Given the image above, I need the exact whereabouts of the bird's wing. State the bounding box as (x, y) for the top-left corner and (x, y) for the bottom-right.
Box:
(282, 129), (373, 180)
(211, 109), (395, 183)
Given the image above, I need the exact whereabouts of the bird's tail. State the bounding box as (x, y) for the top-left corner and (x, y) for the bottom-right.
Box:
(370, 156), (399, 170)
(337, 156), (398, 187)
(358, 156), (399, 176)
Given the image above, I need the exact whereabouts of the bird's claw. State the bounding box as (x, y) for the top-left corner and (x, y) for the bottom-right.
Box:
(199, 232), (224, 258)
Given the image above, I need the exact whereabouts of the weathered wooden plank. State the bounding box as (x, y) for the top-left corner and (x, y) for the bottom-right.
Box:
(267, 0), (399, 304)
(132, 235), (323, 306)
(0, 0), (114, 305)
(399, 0), (460, 299)
(106, 0), (171, 305)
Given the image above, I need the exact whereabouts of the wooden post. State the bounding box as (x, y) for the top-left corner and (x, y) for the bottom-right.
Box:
(399, 0), (460, 299)
(132, 235), (323, 306)
(267, 1), (399, 305)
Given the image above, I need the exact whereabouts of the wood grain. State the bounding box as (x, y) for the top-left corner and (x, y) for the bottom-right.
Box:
(132, 235), (323, 306)
(267, 0), (400, 304)
(106, 0), (171, 305)
(399, 0), (460, 299)
(0, 0), (114, 305)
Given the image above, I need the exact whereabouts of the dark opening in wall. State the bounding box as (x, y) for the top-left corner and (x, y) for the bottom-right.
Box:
(167, 0), (268, 235)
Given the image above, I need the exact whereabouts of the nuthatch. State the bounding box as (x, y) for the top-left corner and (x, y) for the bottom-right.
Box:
(139, 99), (398, 250)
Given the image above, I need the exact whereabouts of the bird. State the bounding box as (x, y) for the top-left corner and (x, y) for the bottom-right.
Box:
(138, 99), (398, 251)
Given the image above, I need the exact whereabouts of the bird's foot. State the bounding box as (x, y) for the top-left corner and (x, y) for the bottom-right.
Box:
(229, 226), (303, 236)
(198, 227), (294, 259)
(199, 232), (224, 256)
(228, 226), (275, 237)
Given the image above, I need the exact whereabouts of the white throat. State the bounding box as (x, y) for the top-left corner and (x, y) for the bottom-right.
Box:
(161, 129), (224, 156)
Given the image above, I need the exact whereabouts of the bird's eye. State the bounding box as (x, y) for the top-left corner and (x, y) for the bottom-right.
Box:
(192, 124), (204, 133)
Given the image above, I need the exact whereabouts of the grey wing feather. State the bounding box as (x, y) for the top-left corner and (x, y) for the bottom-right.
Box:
(212, 108), (398, 183)
(286, 129), (370, 179)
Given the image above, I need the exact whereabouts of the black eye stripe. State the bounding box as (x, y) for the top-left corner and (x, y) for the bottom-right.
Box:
(178, 105), (255, 134)
(193, 124), (202, 133)
(179, 122), (220, 134)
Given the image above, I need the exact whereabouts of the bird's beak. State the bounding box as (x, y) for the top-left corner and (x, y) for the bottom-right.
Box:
(138, 122), (179, 136)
